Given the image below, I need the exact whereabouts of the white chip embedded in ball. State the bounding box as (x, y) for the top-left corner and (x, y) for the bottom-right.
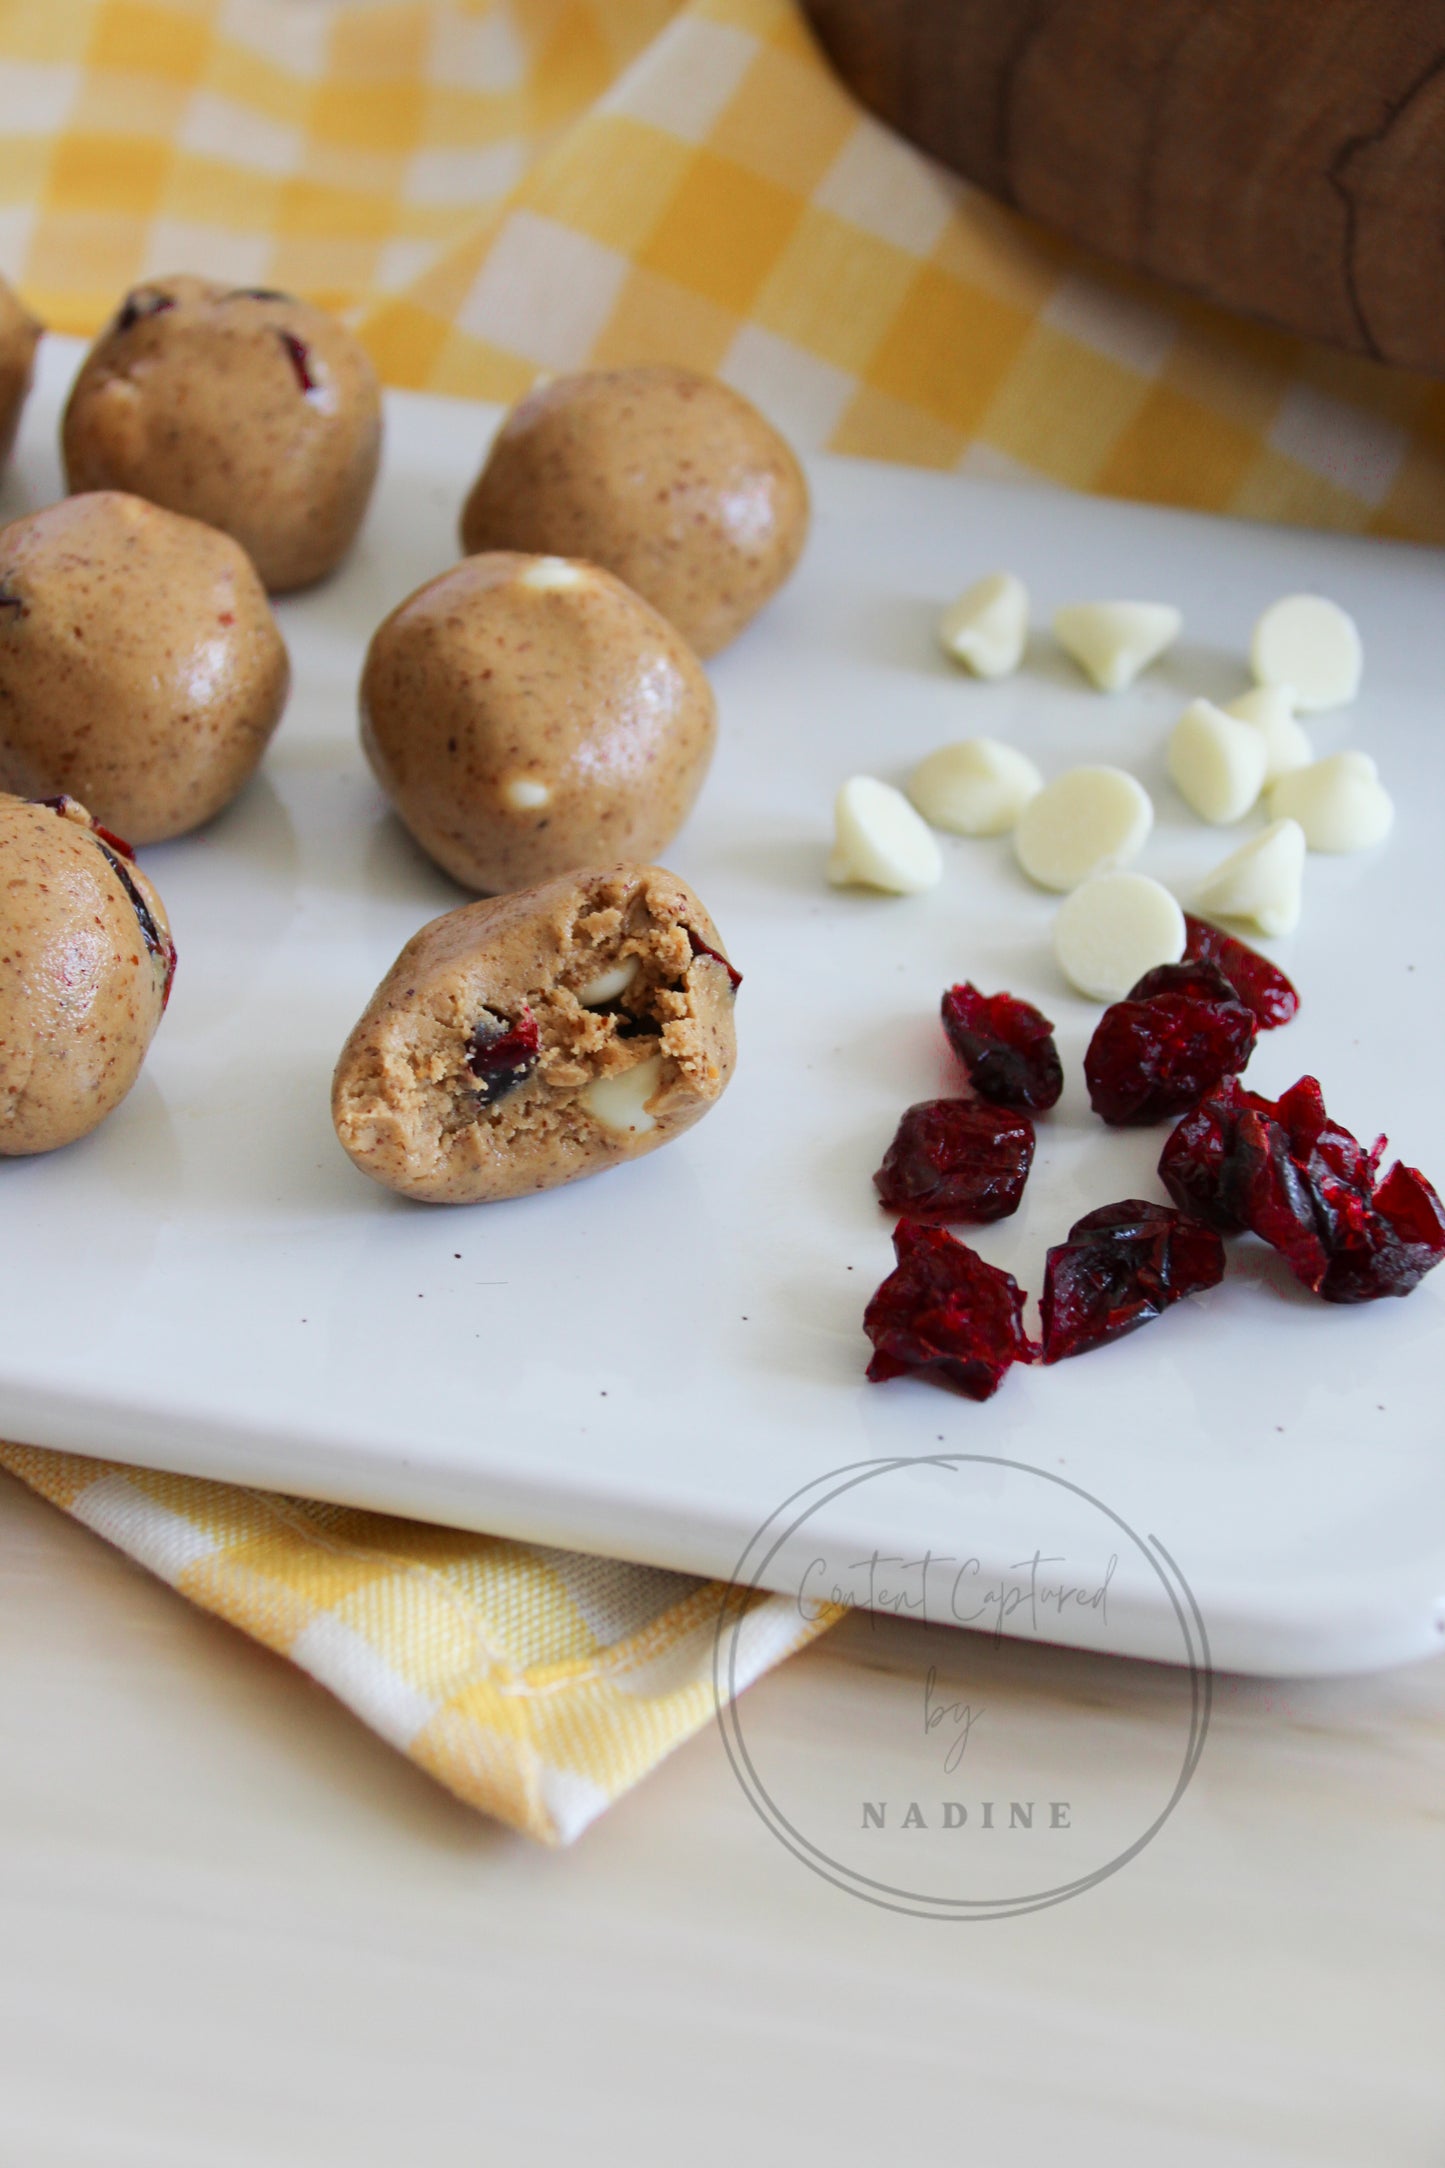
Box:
(937, 572), (1028, 679)
(1250, 593), (1361, 712)
(1195, 818), (1306, 937)
(1224, 684), (1312, 783)
(1053, 872), (1186, 1002)
(1052, 601), (1182, 692)
(1166, 697), (1268, 824)
(828, 775), (943, 894)
(1268, 751), (1393, 853)
(1014, 765), (1154, 891)
(907, 737), (1042, 836)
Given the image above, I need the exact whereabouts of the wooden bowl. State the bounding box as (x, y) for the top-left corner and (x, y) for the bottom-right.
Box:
(802, 0), (1445, 377)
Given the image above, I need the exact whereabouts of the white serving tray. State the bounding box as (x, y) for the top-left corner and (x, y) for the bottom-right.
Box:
(3, 337), (1441, 1677)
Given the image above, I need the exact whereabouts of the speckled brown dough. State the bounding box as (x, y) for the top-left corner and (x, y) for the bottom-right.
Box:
(0, 492), (290, 844)
(0, 793), (174, 1155)
(0, 275), (41, 468)
(332, 863), (739, 1204)
(61, 274), (382, 591)
(458, 367), (809, 659)
(361, 553), (717, 894)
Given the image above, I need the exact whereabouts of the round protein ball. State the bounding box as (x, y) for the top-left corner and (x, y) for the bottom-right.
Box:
(0, 793), (175, 1155)
(333, 861), (739, 1204)
(361, 552), (717, 894)
(61, 274), (382, 591)
(0, 492), (290, 844)
(0, 274), (42, 467)
(459, 366), (809, 658)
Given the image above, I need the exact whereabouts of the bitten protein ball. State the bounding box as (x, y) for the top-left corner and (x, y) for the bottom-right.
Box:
(0, 274), (41, 467)
(61, 275), (382, 590)
(0, 793), (175, 1155)
(361, 553), (717, 894)
(332, 862), (739, 1204)
(0, 492), (290, 844)
(459, 366), (809, 657)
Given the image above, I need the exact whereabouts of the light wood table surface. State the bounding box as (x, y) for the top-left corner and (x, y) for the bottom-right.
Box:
(1, 1465), (1441, 2165)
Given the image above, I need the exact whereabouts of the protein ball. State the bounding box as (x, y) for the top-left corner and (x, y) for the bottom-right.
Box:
(459, 366), (809, 658)
(61, 274), (382, 592)
(0, 274), (41, 467)
(0, 793), (174, 1155)
(332, 862), (739, 1204)
(0, 492), (290, 844)
(361, 553), (717, 894)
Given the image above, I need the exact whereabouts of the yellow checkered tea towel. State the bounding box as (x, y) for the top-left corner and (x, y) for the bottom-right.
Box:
(1, 0), (1441, 1846)
(0, 1444), (832, 1844)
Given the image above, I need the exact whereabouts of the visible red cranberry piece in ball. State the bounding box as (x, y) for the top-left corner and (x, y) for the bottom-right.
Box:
(940, 983), (1063, 1111)
(1040, 1199), (1225, 1362)
(115, 289), (175, 334)
(688, 934), (742, 991)
(874, 1098), (1034, 1223)
(468, 1005), (540, 1104)
(1183, 913), (1299, 1029)
(863, 1218), (1038, 1398)
(277, 329), (318, 395)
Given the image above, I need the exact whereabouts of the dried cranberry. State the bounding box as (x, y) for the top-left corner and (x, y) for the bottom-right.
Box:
(941, 983), (1063, 1110)
(468, 1006), (540, 1104)
(1126, 958), (1239, 1007)
(1085, 977), (1257, 1127)
(0, 576), (23, 618)
(115, 289), (175, 333)
(864, 1219), (1037, 1398)
(1040, 1200), (1225, 1362)
(688, 934), (742, 991)
(874, 1099), (1034, 1223)
(1159, 1074), (1445, 1302)
(1183, 914), (1299, 1029)
(277, 329), (317, 394)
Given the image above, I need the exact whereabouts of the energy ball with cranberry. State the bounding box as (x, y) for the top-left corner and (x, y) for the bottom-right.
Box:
(0, 492), (289, 844)
(332, 861), (739, 1204)
(0, 793), (175, 1155)
(61, 275), (381, 591)
(0, 274), (41, 467)
(459, 366), (809, 658)
(361, 552), (716, 894)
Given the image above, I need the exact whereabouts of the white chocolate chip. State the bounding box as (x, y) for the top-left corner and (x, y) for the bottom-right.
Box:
(936, 572), (1028, 679)
(502, 776), (551, 810)
(1195, 818), (1306, 937)
(828, 776), (943, 894)
(1250, 594), (1361, 712)
(1166, 697), (1268, 824)
(1052, 601), (1182, 692)
(575, 957), (639, 1007)
(1014, 765), (1154, 892)
(907, 737), (1042, 836)
(1223, 684), (1313, 783)
(520, 556), (586, 591)
(1052, 872), (1186, 1002)
(1268, 751), (1393, 854)
(581, 1054), (662, 1135)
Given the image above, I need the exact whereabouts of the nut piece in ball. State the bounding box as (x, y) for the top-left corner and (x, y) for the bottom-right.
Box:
(0, 793), (175, 1155)
(332, 862), (739, 1204)
(0, 492), (290, 845)
(361, 552), (716, 894)
(61, 275), (381, 591)
(459, 366), (809, 658)
(0, 274), (41, 468)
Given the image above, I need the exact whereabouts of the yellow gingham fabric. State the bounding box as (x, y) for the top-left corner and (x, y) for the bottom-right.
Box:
(2, 0), (1441, 536)
(0, 1443), (833, 1843)
(1, 0), (1442, 1845)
